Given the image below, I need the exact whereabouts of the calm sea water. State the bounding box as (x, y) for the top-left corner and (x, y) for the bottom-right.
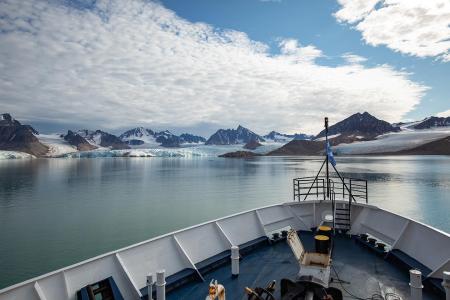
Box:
(0, 156), (449, 288)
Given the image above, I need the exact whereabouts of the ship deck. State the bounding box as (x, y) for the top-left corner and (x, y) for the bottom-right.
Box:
(167, 232), (441, 300)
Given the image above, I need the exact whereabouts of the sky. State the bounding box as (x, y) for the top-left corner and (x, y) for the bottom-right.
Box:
(0, 0), (449, 136)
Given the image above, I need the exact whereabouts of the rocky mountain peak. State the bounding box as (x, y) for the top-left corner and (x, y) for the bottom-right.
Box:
(205, 125), (265, 145)
(315, 112), (399, 141)
(0, 113), (48, 156)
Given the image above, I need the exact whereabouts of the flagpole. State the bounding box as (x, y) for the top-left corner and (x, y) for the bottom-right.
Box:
(325, 117), (329, 199)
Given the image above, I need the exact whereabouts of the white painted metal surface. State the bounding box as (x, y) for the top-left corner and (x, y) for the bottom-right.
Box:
(146, 274), (153, 300)
(230, 246), (239, 276)
(443, 271), (450, 300)
(409, 269), (423, 300)
(156, 270), (165, 300)
(0, 200), (449, 300)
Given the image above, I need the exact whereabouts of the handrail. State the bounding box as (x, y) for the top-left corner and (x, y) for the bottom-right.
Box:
(293, 176), (368, 204)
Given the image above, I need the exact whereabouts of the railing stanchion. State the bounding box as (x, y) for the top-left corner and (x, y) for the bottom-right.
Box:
(366, 180), (368, 204)
(293, 179), (295, 201)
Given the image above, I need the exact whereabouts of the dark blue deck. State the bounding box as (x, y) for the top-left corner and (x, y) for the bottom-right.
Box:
(166, 232), (442, 300)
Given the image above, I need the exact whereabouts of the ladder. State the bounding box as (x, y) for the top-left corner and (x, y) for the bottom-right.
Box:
(334, 203), (351, 232)
(330, 179), (351, 232)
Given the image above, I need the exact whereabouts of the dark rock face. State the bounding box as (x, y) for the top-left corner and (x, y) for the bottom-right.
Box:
(96, 130), (130, 149)
(155, 131), (182, 147)
(179, 133), (206, 144)
(119, 127), (154, 140)
(264, 131), (313, 142)
(64, 130), (97, 151)
(0, 113), (48, 156)
(267, 140), (325, 156)
(315, 112), (400, 143)
(206, 125), (265, 145)
(120, 127), (204, 147)
(243, 140), (263, 150)
(293, 133), (315, 140)
(413, 117), (450, 129)
(79, 130), (130, 150)
(219, 151), (262, 158)
(127, 139), (145, 146)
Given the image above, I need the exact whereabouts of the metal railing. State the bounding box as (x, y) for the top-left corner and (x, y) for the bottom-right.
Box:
(293, 176), (368, 203)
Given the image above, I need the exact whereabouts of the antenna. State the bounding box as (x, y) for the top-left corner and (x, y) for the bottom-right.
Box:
(325, 117), (329, 198)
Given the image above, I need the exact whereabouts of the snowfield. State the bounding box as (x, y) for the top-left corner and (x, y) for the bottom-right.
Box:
(334, 128), (450, 154)
(315, 133), (341, 141)
(0, 151), (34, 160)
(37, 134), (78, 156)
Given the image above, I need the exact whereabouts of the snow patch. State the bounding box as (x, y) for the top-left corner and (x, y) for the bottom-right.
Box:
(0, 151), (34, 160)
(37, 134), (78, 156)
(334, 128), (450, 154)
(315, 133), (341, 141)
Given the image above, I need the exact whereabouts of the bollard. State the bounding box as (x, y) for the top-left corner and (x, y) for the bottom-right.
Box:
(443, 271), (450, 300)
(231, 246), (239, 277)
(147, 274), (153, 300)
(409, 269), (423, 300)
(156, 270), (166, 300)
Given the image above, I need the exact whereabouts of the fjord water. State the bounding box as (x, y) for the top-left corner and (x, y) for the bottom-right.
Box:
(0, 156), (449, 288)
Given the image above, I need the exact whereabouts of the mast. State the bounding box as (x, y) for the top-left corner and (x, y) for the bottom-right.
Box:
(325, 117), (329, 199)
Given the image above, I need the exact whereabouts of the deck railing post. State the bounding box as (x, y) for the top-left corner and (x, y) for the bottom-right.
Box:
(365, 180), (368, 204)
(316, 178), (318, 198)
(443, 271), (450, 300)
(293, 179), (296, 201)
(147, 274), (153, 300)
(156, 270), (166, 300)
(409, 269), (423, 300)
(231, 246), (239, 277)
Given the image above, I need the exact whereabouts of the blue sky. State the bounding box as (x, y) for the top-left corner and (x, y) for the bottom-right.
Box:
(162, 0), (450, 120)
(0, 0), (449, 136)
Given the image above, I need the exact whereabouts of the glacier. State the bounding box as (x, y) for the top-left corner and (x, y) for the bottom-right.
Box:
(334, 127), (450, 154)
(0, 151), (34, 160)
(60, 143), (283, 158)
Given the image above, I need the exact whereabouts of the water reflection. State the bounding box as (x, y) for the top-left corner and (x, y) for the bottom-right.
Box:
(0, 156), (449, 289)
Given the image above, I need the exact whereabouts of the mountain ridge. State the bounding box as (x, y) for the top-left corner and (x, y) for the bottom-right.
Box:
(0, 113), (49, 156)
(206, 125), (265, 145)
(315, 112), (400, 144)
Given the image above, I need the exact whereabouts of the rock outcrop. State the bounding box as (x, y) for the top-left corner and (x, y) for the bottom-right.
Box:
(0, 113), (48, 156)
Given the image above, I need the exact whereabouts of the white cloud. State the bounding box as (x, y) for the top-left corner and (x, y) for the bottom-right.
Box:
(436, 109), (450, 117)
(0, 0), (427, 135)
(334, 0), (381, 24)
(334, 0), (450, 62)
(278, 39), (323, 63)
(342, 53), (367, 64)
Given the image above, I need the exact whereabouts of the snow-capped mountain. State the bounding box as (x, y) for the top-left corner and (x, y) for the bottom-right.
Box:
(263, 131), (313, 142)
(413, 116), (450, 129)
(119, 127), (205, 148)
(64, 130), (97, 151)
(180, 133), (206, 144)
(77, 130), (129, 150)
(154, 130), (182, 148)
(315, 112), (400, 143)
(205, 125), (265, 145)
(119, 127), (156, 146)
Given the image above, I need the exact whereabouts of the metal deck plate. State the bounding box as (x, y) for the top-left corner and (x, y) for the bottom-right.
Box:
(167, 232), (441, 300)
